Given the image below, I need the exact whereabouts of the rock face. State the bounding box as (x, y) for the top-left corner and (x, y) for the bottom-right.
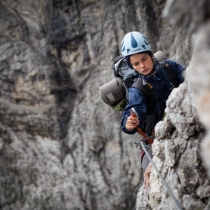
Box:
(0, 0), (210, 210)
(135, 0), (210, 209)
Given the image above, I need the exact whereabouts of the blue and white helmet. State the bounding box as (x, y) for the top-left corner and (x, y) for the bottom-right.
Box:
(121, 31), (151, 57)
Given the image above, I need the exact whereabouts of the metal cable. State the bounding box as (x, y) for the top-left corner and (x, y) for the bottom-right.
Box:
(140, 141), (184, 210)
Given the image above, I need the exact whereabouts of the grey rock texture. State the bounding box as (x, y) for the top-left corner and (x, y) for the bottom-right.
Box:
(136, 0), (210, 209)
(0, 0), (210, 210)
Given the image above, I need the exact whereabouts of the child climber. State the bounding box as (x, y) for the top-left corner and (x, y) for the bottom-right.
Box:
(120, 31), (185, 174)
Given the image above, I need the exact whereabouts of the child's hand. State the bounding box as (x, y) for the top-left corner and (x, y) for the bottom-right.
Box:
(125, 110), (139, 131)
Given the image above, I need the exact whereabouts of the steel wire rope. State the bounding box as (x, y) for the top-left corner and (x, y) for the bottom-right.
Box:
(140, 141), (185, 210)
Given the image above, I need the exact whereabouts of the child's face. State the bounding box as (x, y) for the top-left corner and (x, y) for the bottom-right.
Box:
(130, 53), (154, 75)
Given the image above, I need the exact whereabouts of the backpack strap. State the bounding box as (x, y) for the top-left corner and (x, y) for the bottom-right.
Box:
(160, 61), (179, 87)
(131, 77), (155, 115)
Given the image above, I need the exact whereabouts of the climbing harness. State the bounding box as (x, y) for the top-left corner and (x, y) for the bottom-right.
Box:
(140, 140), (185, 210)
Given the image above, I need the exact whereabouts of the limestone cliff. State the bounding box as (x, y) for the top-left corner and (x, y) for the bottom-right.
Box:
(0, 0), (209, 210)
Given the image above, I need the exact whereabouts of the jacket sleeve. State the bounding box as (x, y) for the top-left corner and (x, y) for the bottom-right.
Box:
(165, 59), (186, 84)
(121, 87), (147, 134)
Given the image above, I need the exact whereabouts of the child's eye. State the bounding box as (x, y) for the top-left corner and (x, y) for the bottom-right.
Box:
(142, 57), (147, 61)
(133, 62), (139, 66)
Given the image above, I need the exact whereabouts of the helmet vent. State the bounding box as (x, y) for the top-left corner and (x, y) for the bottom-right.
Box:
(144, 39), (149, 45)
(131, 33), (138, 48)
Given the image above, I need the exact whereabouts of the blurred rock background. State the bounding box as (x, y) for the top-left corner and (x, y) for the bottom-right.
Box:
(0, 0), (210, 210)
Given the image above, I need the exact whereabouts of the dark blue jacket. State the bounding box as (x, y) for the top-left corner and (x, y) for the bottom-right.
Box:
(121, 59), (185, 134)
